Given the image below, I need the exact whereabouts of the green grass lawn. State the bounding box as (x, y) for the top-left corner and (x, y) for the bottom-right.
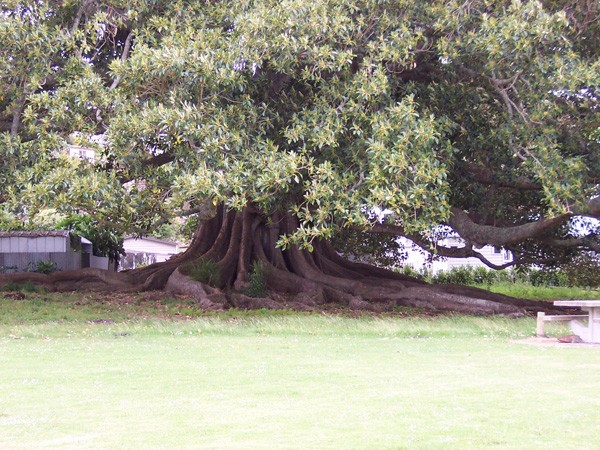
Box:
(473, 282), (600, 300)
(1, 291), (599, 449)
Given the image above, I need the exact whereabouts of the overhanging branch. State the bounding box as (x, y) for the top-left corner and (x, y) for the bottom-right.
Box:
(369, 223), (517, 269)
(447, 207), (569, 247)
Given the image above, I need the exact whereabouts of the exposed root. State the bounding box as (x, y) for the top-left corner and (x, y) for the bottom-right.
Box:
(0, 206), (566, 315)
(0, 268), (134, 292)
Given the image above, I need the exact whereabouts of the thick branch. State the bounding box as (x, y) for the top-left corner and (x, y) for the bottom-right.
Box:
(117, 152), (175, 183)
(109, 30), (134, 90)
(370, 223), (515, 269)
(70, 2), (87, 36)
(10, 95), (27, 137)
(447, 207), (569, 247)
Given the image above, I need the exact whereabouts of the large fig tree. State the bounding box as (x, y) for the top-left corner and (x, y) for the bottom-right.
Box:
(1, 0), (598, 313)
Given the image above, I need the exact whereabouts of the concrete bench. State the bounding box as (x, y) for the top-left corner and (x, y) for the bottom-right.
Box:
(536, 312), (589, 337)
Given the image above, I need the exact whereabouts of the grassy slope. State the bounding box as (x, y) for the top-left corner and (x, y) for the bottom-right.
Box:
(474, 282), (600, 300)
(1, 291), (600, 449)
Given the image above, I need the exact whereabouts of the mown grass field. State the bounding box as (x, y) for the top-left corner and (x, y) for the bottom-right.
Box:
(1, 290), (599, 449)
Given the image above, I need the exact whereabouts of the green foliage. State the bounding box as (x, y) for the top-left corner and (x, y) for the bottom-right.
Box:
(332, 229), (408, 268)
(0, 0), (598, 265)
(529, 269), (570, 287)
(483, 282), (600, 301)
(244, 261), (268, 298)
(56, 214), (124, 260)
(0, 265), (17, 274)
(0, 208), (21, 230)
(26, 260), (57, 274)
(430, 264), (599, 290)
(1, 280), (44, 293)
(430, 267), (473, 285)
(184, 259), (221, 287)
(559, 254), (600, 289)
(399, 265), (424, 280)
(26, 208), (67, 230)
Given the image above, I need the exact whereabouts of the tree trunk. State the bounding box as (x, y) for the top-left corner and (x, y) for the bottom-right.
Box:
(0, 205), (562, 315)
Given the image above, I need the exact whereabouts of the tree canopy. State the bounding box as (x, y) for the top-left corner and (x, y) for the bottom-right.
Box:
(1, 0), (599, 312)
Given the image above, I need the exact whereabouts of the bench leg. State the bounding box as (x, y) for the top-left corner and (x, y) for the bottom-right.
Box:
(589, 308), (599, 343)
(569, 319), (589, 342)
(536, 312), (546, 337)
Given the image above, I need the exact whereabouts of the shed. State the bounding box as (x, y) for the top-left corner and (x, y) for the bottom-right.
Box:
(0, 231), (109, 273)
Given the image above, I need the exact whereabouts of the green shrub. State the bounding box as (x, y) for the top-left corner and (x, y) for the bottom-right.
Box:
(27, 260), (57, 274)
(431, 266), (476, 285)
(245, 261), (267, 298)
(185, 259), (221, 287)
(529, 269), (570, 287)
(560, 254), (600, 289)
(399, 266), (424, 280)
(1, 281), (44, 293)
(472, 267), (497, 286)
(0, 265), (17, 274)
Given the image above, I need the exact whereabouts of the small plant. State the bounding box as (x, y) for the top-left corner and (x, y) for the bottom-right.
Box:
(399, 265), (424, 280)
(1, 281), (44, 293)
(245, 261), (267, 298)
(185, 258), (221, 287)
(0, 265), (17, 274)
(26, 260), (57, 274)
(473, 267), (496, 286)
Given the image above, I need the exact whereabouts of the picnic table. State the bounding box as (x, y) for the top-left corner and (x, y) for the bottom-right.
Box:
(553, 300), (600, 343)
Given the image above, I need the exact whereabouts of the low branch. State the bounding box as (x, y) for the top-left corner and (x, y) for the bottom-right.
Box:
(116, 152), (175, 183)
(447, 207), (569, 247)
(370, 223), (517, 269)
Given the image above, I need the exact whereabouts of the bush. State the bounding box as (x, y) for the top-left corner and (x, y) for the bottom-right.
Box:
(472, 267), (497, 286)
(529, 269), (570, 288)
(0, 265), (17, 274)
(1, 281), (44, 293)
(561, 254), (600, 289)
(431, 266), (477, 285)
(27, 260), (57, 274)
(245, 261), (267, 298)
(399, 266), (424, 280)
(184, 259), (221, 287)
(429, 263), (598, 290)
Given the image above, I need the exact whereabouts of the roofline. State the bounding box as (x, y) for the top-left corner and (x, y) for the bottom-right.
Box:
(0, 230), (71, 238)
(123, 236), (179, 247)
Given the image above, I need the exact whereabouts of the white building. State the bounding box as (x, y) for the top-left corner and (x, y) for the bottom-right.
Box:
(119, 237), (181, 270)
(66, 145), (96, 163)
(401, 236), (513, 274)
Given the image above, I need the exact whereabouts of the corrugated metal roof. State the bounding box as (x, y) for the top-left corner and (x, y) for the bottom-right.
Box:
(0, 230), (70, 238)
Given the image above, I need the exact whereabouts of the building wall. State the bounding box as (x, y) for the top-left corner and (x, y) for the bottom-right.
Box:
(119, 237), (179, 271)
(0, 252), (83, 272)
(123, 238), (178, 255)
(0, 236), (68, 253)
